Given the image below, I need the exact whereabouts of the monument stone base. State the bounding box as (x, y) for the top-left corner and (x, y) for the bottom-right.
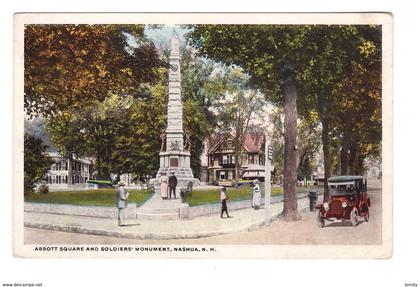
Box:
(151, 151), (200, 189)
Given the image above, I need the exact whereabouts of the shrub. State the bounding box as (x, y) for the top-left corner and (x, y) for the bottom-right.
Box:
(39, 184), (49, 194)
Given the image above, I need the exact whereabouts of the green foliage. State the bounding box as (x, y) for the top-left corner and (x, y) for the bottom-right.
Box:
(110, 75), (167, 180)
(24, 133), (52, 195)
(38, 184), (49, 194)
(180, 48), (218, 177)
(187, 24), (382, 177)
(25, 24), (165, 118)
(45, 110), (86, 162)
(24, 189), (152, 207)
(297, 118), (322, 179)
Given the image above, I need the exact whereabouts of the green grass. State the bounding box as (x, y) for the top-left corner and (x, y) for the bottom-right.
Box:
(184, 186), (314, 207)
(184, 186), (281, 207)
(24, 189), (153, 207)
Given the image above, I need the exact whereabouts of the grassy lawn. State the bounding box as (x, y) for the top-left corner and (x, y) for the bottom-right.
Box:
(24, 189), (153, 207)
(184, 186), (311, 207)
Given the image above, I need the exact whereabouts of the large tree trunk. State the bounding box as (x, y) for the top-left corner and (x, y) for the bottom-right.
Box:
(340, 126), (351, 175)
(67, 152), (73, 186)
(96, 149), (102, 179)
(281, 77), (300, 221)
(319, 94), (331, 202)
(349, 142), (357, 175)
(321, 119), (331, 201)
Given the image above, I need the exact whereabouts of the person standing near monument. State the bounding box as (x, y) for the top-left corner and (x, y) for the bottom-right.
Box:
(116, 181), (129, 226)
(220, 187), (231, 218)
(252, 179), (261, 209)
(160, 172), (169, 200)
(168, 172), (178, 199)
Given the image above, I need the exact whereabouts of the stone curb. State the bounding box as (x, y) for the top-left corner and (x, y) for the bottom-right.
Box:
(24, 206), (310, 240)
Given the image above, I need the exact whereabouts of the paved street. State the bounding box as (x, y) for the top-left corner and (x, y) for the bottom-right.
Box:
(25, 182), (381, 245)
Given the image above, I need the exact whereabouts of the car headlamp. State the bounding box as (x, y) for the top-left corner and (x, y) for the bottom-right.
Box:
(323, 202), (329, 210)
(341, 201), (348, 208)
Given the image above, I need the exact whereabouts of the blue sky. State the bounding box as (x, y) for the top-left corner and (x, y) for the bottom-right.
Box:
(144, 25), (190, 50)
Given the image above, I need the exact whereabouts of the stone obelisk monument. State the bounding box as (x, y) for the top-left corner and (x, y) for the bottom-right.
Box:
(154, 34), (199, 189)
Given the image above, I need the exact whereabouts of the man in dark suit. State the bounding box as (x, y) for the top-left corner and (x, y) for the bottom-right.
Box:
(168, 172), (178, 199)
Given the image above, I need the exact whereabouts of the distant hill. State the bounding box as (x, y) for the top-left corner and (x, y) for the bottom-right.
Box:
(24, 118), (58, 152)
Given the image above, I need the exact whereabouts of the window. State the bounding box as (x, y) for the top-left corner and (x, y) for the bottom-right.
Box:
(259, 155), (265, 166)
(223, 155), (228, 164)
(248, 155), (254, 164)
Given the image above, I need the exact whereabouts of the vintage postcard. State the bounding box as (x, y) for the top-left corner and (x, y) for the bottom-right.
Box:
(13, 13), (392, 258)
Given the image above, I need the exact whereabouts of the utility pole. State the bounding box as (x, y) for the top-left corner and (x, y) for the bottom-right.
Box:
(265, 136), (273, 225)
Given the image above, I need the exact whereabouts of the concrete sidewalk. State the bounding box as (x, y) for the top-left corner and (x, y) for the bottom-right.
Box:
(25, 197), (309, 240)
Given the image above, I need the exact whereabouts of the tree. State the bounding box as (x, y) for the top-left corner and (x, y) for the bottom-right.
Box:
(269, 107), (284, 184)
(297, 118), (322, 182)
(180, 48), (217, 178)
(25, 24), (165, 118)
(333, 27), (382, 175)
(46, 84), (167, 181)
(188, 25), (381, 212)
(45, 111), (86, 184)
(24, 133), (52, 194)
(187, 25), (303, 220)
(205, 66), (265, 185)
(110, 72), (167, 181)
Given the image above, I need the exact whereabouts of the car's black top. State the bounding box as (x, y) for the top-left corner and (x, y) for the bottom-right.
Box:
(327, 175), (365, 183)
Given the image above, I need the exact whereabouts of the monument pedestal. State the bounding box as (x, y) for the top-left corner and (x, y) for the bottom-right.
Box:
(155, 150), (200, 188)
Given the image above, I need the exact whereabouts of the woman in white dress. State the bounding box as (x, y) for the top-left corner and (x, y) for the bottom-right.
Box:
(160, 172), (168, 200)
(252, 179), (261, 209)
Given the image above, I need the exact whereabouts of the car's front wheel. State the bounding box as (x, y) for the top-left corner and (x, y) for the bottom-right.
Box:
(316, 209), (325, 228)
(350, 207), (359, 227)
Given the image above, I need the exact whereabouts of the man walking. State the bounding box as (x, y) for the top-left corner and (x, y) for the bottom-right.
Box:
(116, 181), (129, 226)
(168, 172), (178, 199)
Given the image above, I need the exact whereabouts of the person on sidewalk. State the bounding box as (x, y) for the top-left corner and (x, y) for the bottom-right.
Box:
(220, 187), (231, 218)
(168, 172), (178, 199)
(160, 172), (169, 200)
(252, 179), (261, 210)
(116, 181), (129, 226)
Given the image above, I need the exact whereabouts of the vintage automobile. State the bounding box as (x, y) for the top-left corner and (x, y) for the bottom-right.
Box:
(315, 175), (371, 228)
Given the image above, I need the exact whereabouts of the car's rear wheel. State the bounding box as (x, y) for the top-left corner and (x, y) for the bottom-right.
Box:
(364, 209), (370, 222)
(316, 209), (325, 228)
(350, 207), (359, 227)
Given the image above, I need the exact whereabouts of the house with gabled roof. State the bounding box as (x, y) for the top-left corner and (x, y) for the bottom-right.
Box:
(201, 131), (273, 185)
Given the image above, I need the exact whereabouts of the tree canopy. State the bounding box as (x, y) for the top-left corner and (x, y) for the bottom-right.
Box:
(25, 24), (165, 117)
(187, 24), (382, 217)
